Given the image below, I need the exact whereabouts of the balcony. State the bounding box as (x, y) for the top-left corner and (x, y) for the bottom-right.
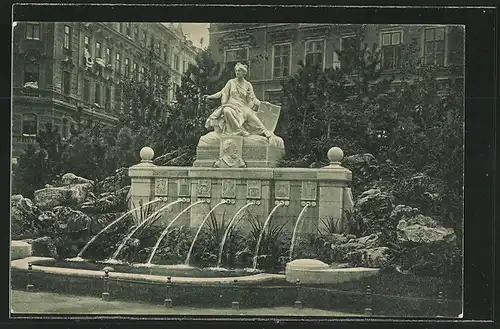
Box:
(12, 135), (37, 145)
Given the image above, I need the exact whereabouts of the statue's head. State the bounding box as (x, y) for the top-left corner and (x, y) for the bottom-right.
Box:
(222, 139), (238, 158)
(234, 62), (248, 78)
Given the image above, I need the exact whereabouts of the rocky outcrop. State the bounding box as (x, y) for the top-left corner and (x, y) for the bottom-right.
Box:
(355, 189), (394, 217)
(95, 167), (130, 194)
(80, 186), (130, 214)
(33, 174), (93, 210)
(30, 236), (58, 258)
(11, 195), (44, 239)
(347, 246), (391, 268)
(397, 214), (456, 244)
(61, 173), (93, 186)
(52, 207), (92, 234)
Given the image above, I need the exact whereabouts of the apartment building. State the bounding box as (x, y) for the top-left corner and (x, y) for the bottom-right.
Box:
(12, 22), (199, 161)
(208, 23), (465, 103)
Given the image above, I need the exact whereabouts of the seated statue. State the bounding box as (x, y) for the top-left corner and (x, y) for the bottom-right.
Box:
(199, 62), (284, 150)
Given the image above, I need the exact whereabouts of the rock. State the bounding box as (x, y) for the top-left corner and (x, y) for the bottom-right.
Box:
(33, 183), (92, 209)
(355, 188), (394, 217)
(102, 266), (115, 272)
(53, 207), (91, 233)
(351, 233), (382, 248)
(61, 173), (93, 186)
(81, 186), (130, 214)
(342, 153), (376, 168)
(389, 205), (420, 223)
(31, 236), (58, 258)
(96, 167), (130, 194)
(347, 247), (391, 268)
(396, 214), (456, 244)
(11, 195), (44, 239)
(11, 240), (32, 260)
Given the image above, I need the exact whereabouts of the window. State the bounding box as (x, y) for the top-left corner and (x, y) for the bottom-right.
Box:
(163, 45), (168, 62)
(22, 114), (38, 136)
(95, 41), (102, 58)
(142, 32), (147, 46)
(174, 54), (180, 71)
(124, 58), (130, 77)
(125, 23), (131, 36)
(105, 47), (111, 65)
(151, 36), (155, 51)
(95, 82), (101, 105)
(119, 23), (124, 34)
(62, 118), (69, 139)
(115, 53), (121, 73)
(305, 40), (324, 68)
(134, 26), (139, 41)
(105, 86), (111, 110)
(83, 78), (90, 102)
(381, 31), (402, 70)
(140, 66), (145, 81)
(133, 62), (138, 79)
(63, 25), (71, 50)
(62, 71), (71, 95)
(84, 35), (91, 54)
(172, 83), (179, 101)
(424, 27), (446, 66)
(272, 43), (291, 79)
(337, 35), (358, 72)
(224, 47), (249, 73)
(23, 63), (39, 86)
(26, 23), (40, 40)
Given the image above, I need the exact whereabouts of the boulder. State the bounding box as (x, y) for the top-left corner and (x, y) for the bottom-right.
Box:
(347, 247), (391, 268)
(31, 236), (58, 258)
(33, 183), (92, 209)
(396, 214), (456, 244)
(53, 206), (92, 233)
(61, 173), (93, 186)
(354, 189), (394, 222)
(96, 167), (130, 194)
(389, 205), (420, 223)
(11, 195), (44, 239)
(342, 153), (376, 168)
(80, 186), (130, 214)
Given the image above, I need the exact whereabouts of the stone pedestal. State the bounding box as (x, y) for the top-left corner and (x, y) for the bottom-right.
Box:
(128, 146), (354, 234)
(193, 133), (285, 168)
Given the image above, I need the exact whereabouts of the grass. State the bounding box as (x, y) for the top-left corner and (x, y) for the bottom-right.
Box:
(11, 290), (361, 316)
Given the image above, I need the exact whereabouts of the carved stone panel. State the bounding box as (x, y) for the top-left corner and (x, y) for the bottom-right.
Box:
(275, 181), (291, 200)
(154, 178), (168, 197)
(197, 179), (211, 198)
(247, 180), (262, 199)
(177, 179), (190, 197)
(222, 179), (236, 199)
(301, 181), (317, 201)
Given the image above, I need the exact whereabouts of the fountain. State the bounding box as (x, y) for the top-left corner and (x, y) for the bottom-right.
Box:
(11, 66), (382, 307)
(289, 201), (314, 261)
(216, 200), (257, 268)
(107, 198), (184, 262)
(68, 198), (164, 261)
(251, 200), (287, 270)
(146, 199), (206, 265)
(185, 200), (227, 265)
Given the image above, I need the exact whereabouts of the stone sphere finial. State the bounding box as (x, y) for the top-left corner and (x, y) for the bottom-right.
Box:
(140, 147), (154, 162)
(327, 147), (344, 166)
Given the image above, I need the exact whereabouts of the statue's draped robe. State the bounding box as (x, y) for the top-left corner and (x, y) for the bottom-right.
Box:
(205, 78), (270, 137)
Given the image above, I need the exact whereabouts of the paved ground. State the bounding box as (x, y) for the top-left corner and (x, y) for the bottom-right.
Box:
(11, 290), (361, 316)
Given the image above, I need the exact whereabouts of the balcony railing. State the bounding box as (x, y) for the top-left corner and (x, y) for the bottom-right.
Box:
(12, 135), (37, 145)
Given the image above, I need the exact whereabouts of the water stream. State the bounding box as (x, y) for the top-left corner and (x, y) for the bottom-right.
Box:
(146, 200), (205, 264)
(288, 204), (310, 261)
(252, 202), (284, 270)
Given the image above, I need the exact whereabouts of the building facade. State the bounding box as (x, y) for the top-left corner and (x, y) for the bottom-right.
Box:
(208, 23), (465, 103)
(12, 22), (199, 162)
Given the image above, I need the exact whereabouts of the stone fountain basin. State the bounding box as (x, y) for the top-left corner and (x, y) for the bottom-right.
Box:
(11, 257), (282, 285)
(285, 259), (379, 285)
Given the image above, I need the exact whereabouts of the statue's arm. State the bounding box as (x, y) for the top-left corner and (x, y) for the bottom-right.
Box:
(206, 80), (231, 104)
